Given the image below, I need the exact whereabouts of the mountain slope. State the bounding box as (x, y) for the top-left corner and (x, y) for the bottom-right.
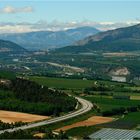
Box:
(0, 26), (100, 50)
(0, 39), (26, 53)
(56, 24), (140, 53)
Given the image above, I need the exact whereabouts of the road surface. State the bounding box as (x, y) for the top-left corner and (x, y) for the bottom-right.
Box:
(0, 97), (93, 134)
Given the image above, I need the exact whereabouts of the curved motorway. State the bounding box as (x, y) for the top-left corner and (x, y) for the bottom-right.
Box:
(0, 97), (93, 134)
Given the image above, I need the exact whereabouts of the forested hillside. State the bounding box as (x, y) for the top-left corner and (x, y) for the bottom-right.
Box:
(0, 40), (26, 53)
(0, 27), (100, 50)
(0, 78), (77, 116)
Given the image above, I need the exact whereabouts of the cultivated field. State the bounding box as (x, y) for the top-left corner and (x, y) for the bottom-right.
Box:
(29, 76), (127, 89)
(84, 96), (140, 111)
(103, 52), (140, 57)
(29, 76), (94, 89)
(55, 116), (115, 131)
(0, 110), (50, 123)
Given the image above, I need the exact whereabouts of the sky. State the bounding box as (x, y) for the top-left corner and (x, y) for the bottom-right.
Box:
(0, 0), (140, 33)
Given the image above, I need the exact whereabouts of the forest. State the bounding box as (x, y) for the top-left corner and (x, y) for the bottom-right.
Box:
(0, 78), (77, 116)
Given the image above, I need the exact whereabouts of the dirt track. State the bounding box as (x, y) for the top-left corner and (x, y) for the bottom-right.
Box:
(56, 116), (115, 131)
(0, 110), (50, 123)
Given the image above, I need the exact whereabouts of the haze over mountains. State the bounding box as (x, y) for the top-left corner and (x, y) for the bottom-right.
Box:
(56, 23), (140, 53)
(0, 26), (100, 50)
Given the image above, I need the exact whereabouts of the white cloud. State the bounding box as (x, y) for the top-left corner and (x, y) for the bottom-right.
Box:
(0, 6), (33, 14)
(0, 20), (139, 33)
(0, 25), (34, 33)
(99, 22), (115, 25)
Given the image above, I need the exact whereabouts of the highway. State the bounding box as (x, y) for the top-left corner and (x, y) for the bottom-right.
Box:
(0, 97), (93, 134)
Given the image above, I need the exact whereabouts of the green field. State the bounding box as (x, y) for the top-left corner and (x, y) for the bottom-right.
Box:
(121, 112), (140, 123)
(29, 76), (94, 89)
(0, 71), (16, 80)
(29, 76), (131, 89)
(84, 96), (140, 111)
(65, 126), (99, 138)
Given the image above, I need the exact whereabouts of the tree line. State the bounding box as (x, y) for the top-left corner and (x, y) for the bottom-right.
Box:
(102, 105), (140, 117)
(0, 121), (27, 131)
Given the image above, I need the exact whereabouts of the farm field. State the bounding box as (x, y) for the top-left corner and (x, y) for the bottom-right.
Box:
(84, 96), (140, 111)
(65, 125), (99, 138)
(0, 110), (50, 123)
(29, 76), (130, 89)
(130, 96), (140, 100)
(86, 94), (140, 100)
(55, 116), (115, 131)
(102, 52), (140, 57)
(82, 96), (140, 129)
(29, 76), (94, 89)
(121, 112), (140, 123)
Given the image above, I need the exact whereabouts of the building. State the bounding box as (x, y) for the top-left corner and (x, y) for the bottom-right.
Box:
(112, 76), (126, 82)
(89, 128), (140, 140)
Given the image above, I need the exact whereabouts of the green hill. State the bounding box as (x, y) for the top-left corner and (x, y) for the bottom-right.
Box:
(56, 24), (140, 53)
(0, 39), (27, 53)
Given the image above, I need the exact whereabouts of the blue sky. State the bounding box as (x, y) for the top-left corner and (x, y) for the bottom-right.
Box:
(0, 0), (140, 33)
(0, 1), (140, 22)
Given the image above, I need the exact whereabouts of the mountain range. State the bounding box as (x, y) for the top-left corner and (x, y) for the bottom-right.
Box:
(0, 26), (100, 50)
(0, 39), (26, 53)
(56, 24), (140, 53)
